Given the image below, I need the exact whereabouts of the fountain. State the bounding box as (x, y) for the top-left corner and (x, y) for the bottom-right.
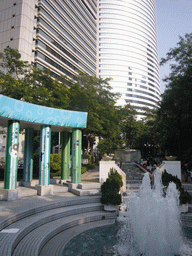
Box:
(63, 169), (192, 255)
(114, 169), (189, 256)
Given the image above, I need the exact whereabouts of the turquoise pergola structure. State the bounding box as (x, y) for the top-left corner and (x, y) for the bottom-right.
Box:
(0, 95), (87, 200)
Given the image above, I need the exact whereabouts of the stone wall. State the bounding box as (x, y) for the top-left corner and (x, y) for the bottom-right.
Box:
(114, 149), (141, 163)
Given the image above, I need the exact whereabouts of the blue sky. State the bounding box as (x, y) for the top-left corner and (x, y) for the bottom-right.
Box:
(156, 0), (192, 94)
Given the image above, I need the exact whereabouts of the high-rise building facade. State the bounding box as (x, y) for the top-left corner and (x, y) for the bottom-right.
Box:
(0, 0), (97, 78)
(97, 0), (160, 117)
(0, 0), (160, 118)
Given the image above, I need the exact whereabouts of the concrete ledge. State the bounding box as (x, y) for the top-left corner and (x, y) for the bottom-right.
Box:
(0, 189), (20, 201)
(42, 219), (115, 256)
(22, 180), (39, 187)
(36, 185), (53, 196)
(50, 179), (60, 185)
(77, 183), (101, 190)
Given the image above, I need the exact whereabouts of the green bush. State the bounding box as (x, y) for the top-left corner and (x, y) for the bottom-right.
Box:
(101, 191), (122, 205)
(50, 154), (61, 173)
(81, 166), (88, 174)
(33, 153), (88, 179)
(101, 178), (121, 195)
(162, 170), (192, 204)
(100, 169), (123, 205)
(51, 170), (61, 178)
(162, 170), (182, 190)
(108, 168), (123, 188)
(87, 163), (96, 169)
(87, 154), (95, 165)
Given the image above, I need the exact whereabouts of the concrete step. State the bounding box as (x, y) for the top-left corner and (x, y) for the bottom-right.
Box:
(40, 219), (115, 256)
(0, 196), (100, 230)
(68, 183), (101, 196)
(126, 185), (141, 190)
(126, 179), (142, 184)
(0, 196), (102, 256)
(1, 203), (103, 256)
(182, 184), (192, 190)
(181, 212), (192, 222)
(77, 183), (101, 190)
(12, 211), (116, 256)
(189, 204), (192, 212)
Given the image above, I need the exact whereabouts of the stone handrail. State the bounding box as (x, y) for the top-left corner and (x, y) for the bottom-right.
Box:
(135, 162), (152, 174)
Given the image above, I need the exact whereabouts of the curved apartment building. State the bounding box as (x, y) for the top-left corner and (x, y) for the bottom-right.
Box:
(97, 0), (160, 117)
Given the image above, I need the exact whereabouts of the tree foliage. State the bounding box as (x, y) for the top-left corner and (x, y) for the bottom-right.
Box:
(68, 72), (121, 154)
(160, 33), (192, 162)
(0, 47), (122, 155)
(120, 104), (138, 149)
(0, 46), (69, 109)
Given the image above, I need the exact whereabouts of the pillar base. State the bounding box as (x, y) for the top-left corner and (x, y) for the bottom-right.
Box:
(0, 189), (20, 201)
(50, 179), (60, 185)
(68, 183), (78, 191)
(36, 185), (53, 196)
(22, 180), (39, 187)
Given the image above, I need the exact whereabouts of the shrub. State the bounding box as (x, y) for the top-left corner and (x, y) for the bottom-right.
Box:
(50, 154), (61, 173)
(100, 169), (123, 206)
(33, 153), (88, 179)
(87, 163), (96, 169)
(81, 166), (88, 174)
(162, 170), (192, 204)
(87, 154), (95, 165)
(108, 168), (123, 188)
(101, 191), (122, 205)
(51, 170), (61, 178)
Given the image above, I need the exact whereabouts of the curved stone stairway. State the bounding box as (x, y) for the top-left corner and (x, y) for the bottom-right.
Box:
(0, 196), (116, 256)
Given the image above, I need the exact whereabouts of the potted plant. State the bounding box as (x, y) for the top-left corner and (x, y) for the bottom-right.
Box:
(100, 169), (123, 211)
(162, 170), (192, 213)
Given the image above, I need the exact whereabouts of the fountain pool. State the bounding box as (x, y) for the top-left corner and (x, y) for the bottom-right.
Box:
(63, 170), (192, 256)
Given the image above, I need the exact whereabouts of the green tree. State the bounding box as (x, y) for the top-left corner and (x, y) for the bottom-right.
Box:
(120, 104), (138, 149)
(0, 47), (123, 156)
(23, 67), (70, 109)
(0, 46), (29, 78)
(68, 72), (121, 154)
(0, 46), (31, 99)
(160, 33), (192, 162)
(0, 46), (69, 109)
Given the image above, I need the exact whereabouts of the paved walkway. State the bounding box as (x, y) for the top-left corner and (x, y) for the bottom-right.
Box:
(0, 169), (100, 224)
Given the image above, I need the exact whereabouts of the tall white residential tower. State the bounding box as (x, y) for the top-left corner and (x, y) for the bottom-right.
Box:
(97, 0), (160, 117)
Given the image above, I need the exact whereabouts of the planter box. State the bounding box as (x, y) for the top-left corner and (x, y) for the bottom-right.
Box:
(104, 205), (117, 212)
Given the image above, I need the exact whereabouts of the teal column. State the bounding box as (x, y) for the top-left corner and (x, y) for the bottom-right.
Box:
(71, 129), (82, 183)
(23, 128), (34, 182)
(39, 125), (51, 186)
(61, 131), (71, 180)
(4, 120), (20, 189)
